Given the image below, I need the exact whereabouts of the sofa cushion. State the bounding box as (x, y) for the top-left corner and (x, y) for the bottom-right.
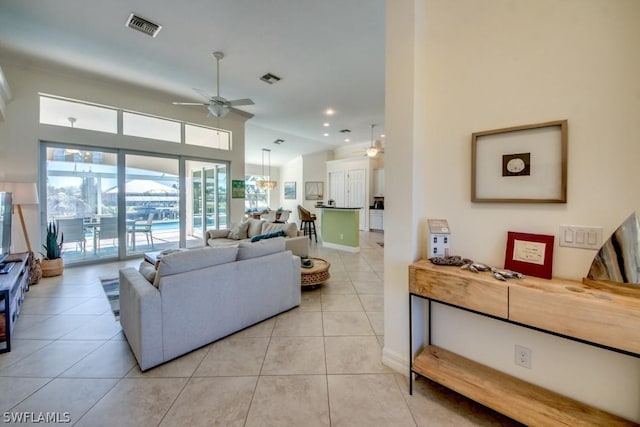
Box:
(228, 220), (249, 240)
(247, 219), (266, 238)
(207, 229), (231, 239)
(250, 230), (286, 242)
(262, 221), (298, 238)
(154, 247), (238, 286)
(138, 261), (157, 285)
(237, 237), (286, 260)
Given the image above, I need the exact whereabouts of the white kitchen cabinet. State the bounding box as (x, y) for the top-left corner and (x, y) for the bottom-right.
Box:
(370, 209), (384, 231)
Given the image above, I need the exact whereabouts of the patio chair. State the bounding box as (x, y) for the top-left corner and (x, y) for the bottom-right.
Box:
(56, 218), (86, 253)
(97, 217), (118, 250)
(129, 213), (154, 249)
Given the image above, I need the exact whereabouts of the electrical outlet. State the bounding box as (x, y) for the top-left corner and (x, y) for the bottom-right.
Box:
(514, 345), (532, 369)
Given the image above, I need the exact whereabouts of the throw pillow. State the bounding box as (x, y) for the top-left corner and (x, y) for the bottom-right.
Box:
(247, 218), (266, 238)
(228, 220), (249, 240)
(262, 221), (298, 238)
(237, 237), (286, 260)
(250, 230), (285, 242)
(138, 261), (157, 285)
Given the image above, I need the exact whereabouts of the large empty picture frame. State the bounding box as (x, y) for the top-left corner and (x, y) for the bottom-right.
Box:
(471, 120), (568, 203)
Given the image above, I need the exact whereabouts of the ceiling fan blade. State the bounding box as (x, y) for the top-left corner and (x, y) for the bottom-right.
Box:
(227, 98), (255, 107)
(172, 102), (208, 106)
(193, 88), (213, 101)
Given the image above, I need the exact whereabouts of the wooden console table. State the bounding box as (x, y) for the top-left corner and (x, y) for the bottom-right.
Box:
(0, 252), (30, 353)
(409, 260), (640, 426)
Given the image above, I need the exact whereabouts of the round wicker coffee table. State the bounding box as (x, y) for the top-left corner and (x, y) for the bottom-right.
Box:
(301, 258), (331, 287)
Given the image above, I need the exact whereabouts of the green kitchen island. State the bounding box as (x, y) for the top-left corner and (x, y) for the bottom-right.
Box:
(317, 207), (361, 252)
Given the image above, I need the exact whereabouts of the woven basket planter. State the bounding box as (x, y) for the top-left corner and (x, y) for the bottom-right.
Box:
(41, 258), (64, 277)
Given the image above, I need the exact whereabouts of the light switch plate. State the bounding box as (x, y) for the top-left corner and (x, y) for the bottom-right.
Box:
(559, 225), (602, 250)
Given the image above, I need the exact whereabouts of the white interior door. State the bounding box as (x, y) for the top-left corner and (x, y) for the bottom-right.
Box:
(347, 168), (366, 230)
(329, 170), (345, 206)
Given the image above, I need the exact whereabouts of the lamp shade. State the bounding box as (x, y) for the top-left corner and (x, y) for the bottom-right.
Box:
(0, 182), (39, 205)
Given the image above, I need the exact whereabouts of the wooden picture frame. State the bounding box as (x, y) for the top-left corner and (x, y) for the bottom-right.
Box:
(504, 231), (555, 279)
(284, 182), (296, 199)
(304, 181), (324, 200)
(471, 120), (568, 203)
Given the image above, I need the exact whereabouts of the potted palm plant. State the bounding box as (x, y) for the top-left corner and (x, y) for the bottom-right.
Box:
(41, 221), (64, 277)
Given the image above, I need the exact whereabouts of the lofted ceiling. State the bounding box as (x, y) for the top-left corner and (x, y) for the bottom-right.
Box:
(0, 0), (385, 166)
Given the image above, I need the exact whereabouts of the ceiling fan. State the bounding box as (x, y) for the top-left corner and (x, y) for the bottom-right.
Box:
(173, 51), (254, 118)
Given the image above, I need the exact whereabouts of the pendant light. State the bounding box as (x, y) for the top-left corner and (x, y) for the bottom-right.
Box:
(366, 124), (378, 157)
(256, 148), (277, 190)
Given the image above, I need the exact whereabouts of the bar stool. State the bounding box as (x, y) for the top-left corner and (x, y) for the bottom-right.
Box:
(297, 205), (317, 243)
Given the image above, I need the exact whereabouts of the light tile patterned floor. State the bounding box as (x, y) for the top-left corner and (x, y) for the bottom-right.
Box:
(0, 231), (522, 426)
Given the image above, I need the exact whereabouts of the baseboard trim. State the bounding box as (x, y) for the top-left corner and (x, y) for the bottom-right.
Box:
(321, 242), (360, 253)
(382, 346), (409, 376)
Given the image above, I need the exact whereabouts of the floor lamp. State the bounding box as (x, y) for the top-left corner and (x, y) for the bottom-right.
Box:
(0, 182), (39, 253)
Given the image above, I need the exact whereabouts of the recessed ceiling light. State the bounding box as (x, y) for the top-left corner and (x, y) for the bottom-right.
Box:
(380, 134), (386, 138)
(325, 108), (335, 116)
(323, 123), (330, 127)
(344, 138), (350, 142)
(323, 133), (329, 137)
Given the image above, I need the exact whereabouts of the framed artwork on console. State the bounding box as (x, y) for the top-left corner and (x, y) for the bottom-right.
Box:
(471, 120), (568, 203)
(504, 231), (555, 279)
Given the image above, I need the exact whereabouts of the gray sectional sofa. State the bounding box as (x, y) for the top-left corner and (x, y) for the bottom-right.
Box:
(119, 238), (301, 371)
(207, 218), (309, 257)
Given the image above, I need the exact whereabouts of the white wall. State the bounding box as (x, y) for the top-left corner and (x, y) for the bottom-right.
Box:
(0, 62), (249, 252)
(385, 0), (640, 421)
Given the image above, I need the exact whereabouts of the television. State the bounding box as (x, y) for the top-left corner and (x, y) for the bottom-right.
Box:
(0, 192), (12, 267)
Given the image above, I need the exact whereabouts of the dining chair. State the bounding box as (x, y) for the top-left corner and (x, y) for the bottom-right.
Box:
(262, 211), (277, 222)
(278, 211), (290, 223)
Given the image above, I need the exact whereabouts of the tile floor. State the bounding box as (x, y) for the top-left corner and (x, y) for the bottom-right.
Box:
(0, 231), (522, 426)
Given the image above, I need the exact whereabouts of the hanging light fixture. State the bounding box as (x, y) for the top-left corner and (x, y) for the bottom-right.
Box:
(366, 124), (378, 157)
(256, 148), (277, 190)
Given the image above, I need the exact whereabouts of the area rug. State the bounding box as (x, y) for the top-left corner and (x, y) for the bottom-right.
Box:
(100, 277), (120, 320)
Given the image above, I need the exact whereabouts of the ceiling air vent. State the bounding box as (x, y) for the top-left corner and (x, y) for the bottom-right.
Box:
(126, 13), (162, 38)
(273, 139), (284, 145)
(339, 129), (351, 133)
(260, 73), (281, 84)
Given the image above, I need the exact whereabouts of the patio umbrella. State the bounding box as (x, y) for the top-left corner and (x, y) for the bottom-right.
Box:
(105, 179), (178, 195)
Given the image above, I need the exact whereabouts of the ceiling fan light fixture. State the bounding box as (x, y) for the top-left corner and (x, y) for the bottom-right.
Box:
(208, 103), (229, 118)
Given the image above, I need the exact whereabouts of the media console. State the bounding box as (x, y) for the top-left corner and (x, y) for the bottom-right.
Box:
(0, 252), (29, 353)
(409, 260), (639, 426)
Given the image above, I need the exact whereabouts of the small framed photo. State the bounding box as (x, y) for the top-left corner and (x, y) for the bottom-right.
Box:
(471, 120), (568, 203)
(305, 181), (324, 200)
(504, 231), (555, 279)
(284, 182), (296, 199)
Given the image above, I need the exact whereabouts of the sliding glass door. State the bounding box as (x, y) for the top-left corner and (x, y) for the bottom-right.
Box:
(42, 143), (229, 264)
(124, 154), (180, 256)
(43, 146), (119, 263)
(186, 161), (228, 247)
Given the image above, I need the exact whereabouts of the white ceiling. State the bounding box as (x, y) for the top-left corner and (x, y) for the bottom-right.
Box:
(0, 0), (385, 166)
